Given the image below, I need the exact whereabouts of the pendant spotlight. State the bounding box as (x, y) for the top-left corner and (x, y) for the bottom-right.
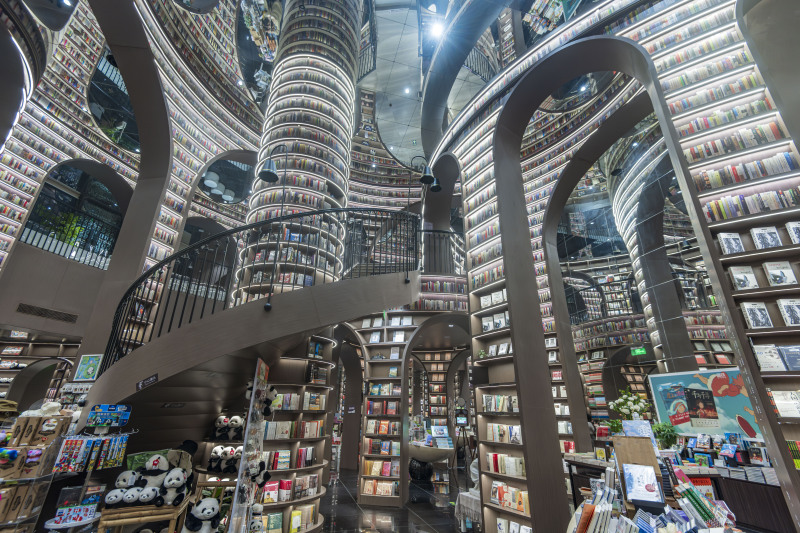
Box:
(258, 159), (280, 183)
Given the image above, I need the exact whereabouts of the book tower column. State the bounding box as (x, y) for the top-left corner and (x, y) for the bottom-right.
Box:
(243, 0), (359, 301)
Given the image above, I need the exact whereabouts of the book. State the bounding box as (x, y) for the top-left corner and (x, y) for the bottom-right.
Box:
(753, 344), (787, 371)
(265, 512), (283, 533)
(496, 518), (509, 533)
(778, 345), (800, 370)
(749, 446), (769, 466)
(390, 316), (401, 326)
(741, 301), (773, 328)
(278, 479), (293, 502)
(263, 481), (279, 503)
(388, 367), (398, 377)
(751, 226), (782, 249)
(764, 261), (797, 286)
(786, 221), (800, 244)
(622, 463), (663, 503)
(370, 331), (381, 343)
(373, 317), (383, 327)
(482, 317), (493, 332)
(392, 331), (404, 342)
(488, 344), (497, 356)
(718, 232), (745, 255)
(772, 390), (800, 417)
(361, 318), (372, 328)
(480, 295), (492, 308)
(498, 343), (509, 355)
(686, 388), (721, 429)
(777, 298), (800, 326)
(729, 265), (758, 290)
(390, 347), (400, 359)
(401, 316), (413, 326)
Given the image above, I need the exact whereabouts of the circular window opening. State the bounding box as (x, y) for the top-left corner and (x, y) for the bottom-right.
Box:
(538, 71), (617, 113)
(199, 159), (254, 205)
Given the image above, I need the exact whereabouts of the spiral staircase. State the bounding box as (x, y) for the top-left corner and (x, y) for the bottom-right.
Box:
(81, 208), (422, 450)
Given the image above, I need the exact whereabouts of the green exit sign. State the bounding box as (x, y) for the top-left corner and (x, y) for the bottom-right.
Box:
(630, 347), (647, 356)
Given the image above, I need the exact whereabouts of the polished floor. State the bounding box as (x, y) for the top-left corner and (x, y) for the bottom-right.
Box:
(320, 470), (468, 532)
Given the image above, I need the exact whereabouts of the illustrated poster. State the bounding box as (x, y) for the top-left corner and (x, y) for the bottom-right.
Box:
(649, 369), (762, 440)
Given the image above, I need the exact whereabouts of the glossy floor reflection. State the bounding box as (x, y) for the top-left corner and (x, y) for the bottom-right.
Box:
(320, 470), (468, 532)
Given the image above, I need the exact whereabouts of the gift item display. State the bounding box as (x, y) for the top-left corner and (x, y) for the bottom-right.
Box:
(5, 0), (800, 531)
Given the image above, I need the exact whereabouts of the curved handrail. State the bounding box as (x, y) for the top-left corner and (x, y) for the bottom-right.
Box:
(101, 208), (421, 374)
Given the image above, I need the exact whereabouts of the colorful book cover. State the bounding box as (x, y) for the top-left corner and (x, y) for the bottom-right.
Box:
(685, 388), (721, 428)
(658, 383), (691, 425)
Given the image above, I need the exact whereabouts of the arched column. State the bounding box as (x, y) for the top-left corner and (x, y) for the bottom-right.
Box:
(76, 0), (173, 355)
(490, 34), (790, 530)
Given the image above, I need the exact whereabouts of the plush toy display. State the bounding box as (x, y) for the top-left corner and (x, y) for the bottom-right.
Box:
(122, 487), (144, 506)
(227, 416), (244, 441)
(115, 470), (142, 489)
(213, 416), (229, 440)
(245, 380), (254, 401)
(138, 487), (160, 505)
(248, 503), (264, 533)
(221, 446), (238, 474)
(250, 460), (271, 488)
(207, 445), (223, 473)
(158, 467), (189, 507)
(180, 498), (221, 533)
(104, 489), (127, 508)
(138, 454), (170, 488)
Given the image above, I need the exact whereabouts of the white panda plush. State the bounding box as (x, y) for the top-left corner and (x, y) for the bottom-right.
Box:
(213, 415), (229, 440)
(262, 386), (278, 417)
(115, 470), (142, 489)
(207, 445), (224, 473)
(180, 498), (220, 533)
(139, 454), (170, 488)
(249, 460), (271, 488)
(138, 487), (160, 505)
(122, 487), (144, 506)
(104, 488), (127, 508)
(221, 446), (238, 474)
(227, 416), (244, 441)
(158, 467), (189, 507)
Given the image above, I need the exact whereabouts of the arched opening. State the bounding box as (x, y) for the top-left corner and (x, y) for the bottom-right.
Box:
(19, 161), (132, 269)
(179, 216), (228, 249)
(88, 47), (140, 153)
(19, 0), (76, 31)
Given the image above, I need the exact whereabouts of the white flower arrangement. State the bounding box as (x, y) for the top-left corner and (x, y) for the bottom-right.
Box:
(608, 389), (651, 420)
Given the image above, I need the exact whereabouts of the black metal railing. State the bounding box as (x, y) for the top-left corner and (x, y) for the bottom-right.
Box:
(463, 46), (496, 83)
(19, 195), (120, 269)
(357, 0), (377, 82)
(421, 229), (466, 275)
(100, 208), (420, 374)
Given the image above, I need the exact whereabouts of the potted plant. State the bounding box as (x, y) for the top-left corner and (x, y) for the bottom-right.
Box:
(477, 349), (487, 359)
(652, 422), (678, 449)
(608, 388), (651, 420)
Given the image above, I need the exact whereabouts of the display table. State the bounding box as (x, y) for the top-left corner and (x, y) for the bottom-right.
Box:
(454, 491), (481, 532)
(97, 499), (189, 533)
(408, 444), (453, 463)
(44, 515), (102, 531)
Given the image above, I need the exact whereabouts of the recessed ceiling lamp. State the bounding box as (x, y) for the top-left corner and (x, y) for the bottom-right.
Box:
(404, 88), (410, 94)
(204, 171), (219, 188)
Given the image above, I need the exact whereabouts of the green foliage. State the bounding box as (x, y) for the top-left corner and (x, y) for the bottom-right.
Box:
(652, 422), (678, 449)
(602, 419), (623, 434)
(477, 349), (487, 359)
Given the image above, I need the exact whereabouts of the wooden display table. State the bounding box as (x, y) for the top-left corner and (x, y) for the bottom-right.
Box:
(98, 499), (189, 533)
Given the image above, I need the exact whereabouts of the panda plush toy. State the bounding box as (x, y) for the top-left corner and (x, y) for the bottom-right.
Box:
(221, 446), (238, 474)
(138, 454), (170, 488)
(122, 487), (144, 506)
(158, 467), (189, 507)
(249, 460), (271, 489)
(207, 445), (224, 473)
(115, 470), (142, 489)
(262, 386), (278, 417)
(227, 416), (244, 441)
(213, 416), (229, 440)
(104, 489), (127, 508)
(180, 498), (220, 533)
(138, 487), (161, 506)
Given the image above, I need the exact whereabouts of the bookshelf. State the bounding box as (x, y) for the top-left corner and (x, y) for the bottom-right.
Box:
(0, 336), (80, 400)
(257, 335), (334, 532)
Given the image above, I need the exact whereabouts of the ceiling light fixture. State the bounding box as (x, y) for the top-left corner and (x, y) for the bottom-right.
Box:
(404, 88), (410, 94)
(237, 80), (244, 86)
(632, 142), (639, 147)
(222, 189), (234, 202)
(580, 85), (586, 92)
(431, 22), (444, 38)
(203, 171), (219, 188)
